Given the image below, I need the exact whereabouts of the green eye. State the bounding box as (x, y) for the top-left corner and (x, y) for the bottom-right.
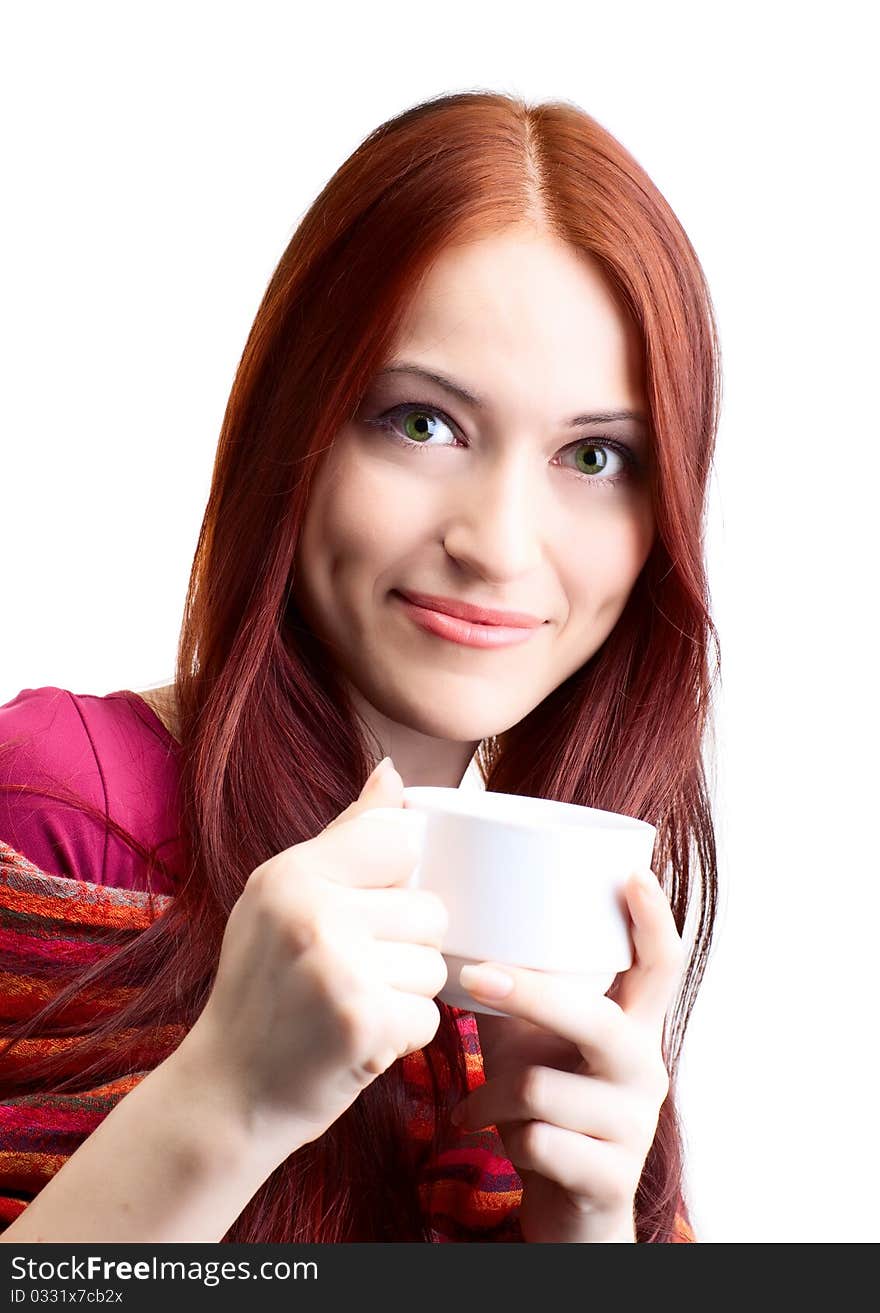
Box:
(402, 411), (437, 443)
(574, 445), (608, 477)
(377, 405), (456, 447)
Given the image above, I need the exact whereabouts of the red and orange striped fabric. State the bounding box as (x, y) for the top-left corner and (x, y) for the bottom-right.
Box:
(0, 839), (694, 1242)
(403, 1010), (526, 1241)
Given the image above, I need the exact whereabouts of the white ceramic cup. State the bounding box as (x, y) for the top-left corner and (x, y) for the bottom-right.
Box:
(395, 786), (657, 1017)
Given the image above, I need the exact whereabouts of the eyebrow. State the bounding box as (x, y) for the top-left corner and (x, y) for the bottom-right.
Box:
(376, 362), (649, 428)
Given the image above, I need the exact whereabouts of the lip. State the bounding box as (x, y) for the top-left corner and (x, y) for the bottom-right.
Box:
(394, 589), (545, 628)
(393, 591), (545, 650)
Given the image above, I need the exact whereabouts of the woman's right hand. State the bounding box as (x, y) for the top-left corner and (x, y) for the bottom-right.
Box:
(176, 756), (448, 1157)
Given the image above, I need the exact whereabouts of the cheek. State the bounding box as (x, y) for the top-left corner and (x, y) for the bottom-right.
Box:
(562, 502), (654, 617)
(302, 442), (426, 578)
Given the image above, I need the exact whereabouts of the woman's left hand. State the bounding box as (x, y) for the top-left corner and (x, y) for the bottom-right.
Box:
(451, 869), (685, 1243)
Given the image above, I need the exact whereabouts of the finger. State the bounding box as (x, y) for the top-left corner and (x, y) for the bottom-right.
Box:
(356, 989), (443, 1076)
(453, 1066), (648, 1147)
(611, 871), (686, 1028)
(497, 1121), (635, 1210)
(345, 885), (449, 948)
(325, 755), (403, 831)
(312, 806), (428, 888)
(368, 939), (448, 999)
(459, 963), (646, 1083)
(386, 990), (443, 1061)
(316, 754), (428, 887)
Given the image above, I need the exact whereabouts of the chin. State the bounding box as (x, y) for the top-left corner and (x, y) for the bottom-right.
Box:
(381, 694), (516, 744)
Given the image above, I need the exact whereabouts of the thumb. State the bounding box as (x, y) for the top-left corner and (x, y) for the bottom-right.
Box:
(325, 756), (404, 832)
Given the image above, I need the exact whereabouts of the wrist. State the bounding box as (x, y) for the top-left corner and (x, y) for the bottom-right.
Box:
(167, 1025), (305, 1178)
(578, 1209), (637, 1244)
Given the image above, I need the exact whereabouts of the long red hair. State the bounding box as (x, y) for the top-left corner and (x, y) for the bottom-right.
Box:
(1, 90), (721, 1241)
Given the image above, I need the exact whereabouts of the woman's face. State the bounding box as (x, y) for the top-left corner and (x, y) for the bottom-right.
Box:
(293, 227), (655, 779)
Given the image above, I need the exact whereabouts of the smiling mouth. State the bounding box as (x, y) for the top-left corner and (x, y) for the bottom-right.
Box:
(394, 588), (544, 627)
(392, 591), (544, 649)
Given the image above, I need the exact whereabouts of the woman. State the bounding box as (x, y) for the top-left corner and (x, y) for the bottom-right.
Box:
(0, 89), (719, 1243)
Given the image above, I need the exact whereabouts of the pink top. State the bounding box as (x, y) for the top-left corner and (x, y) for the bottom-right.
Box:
(0, 686), (182, 894)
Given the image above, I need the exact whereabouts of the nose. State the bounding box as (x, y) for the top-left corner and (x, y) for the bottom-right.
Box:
(440, 449), (544, 581)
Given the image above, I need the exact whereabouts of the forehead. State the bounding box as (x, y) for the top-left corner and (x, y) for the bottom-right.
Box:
(390, 228), (644, 408)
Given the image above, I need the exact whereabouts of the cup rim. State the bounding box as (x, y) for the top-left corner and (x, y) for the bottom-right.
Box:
(401, 785), (655, 836)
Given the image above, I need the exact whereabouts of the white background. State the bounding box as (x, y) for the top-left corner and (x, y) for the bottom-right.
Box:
(2, 1), (877, 1242)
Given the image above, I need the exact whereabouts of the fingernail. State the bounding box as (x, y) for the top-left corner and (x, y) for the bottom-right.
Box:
(459, 964), (513, 999)
(369, 756), (395, 784)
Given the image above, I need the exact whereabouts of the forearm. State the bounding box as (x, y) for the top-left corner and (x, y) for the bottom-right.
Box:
(0, 1044), (293, 1244)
